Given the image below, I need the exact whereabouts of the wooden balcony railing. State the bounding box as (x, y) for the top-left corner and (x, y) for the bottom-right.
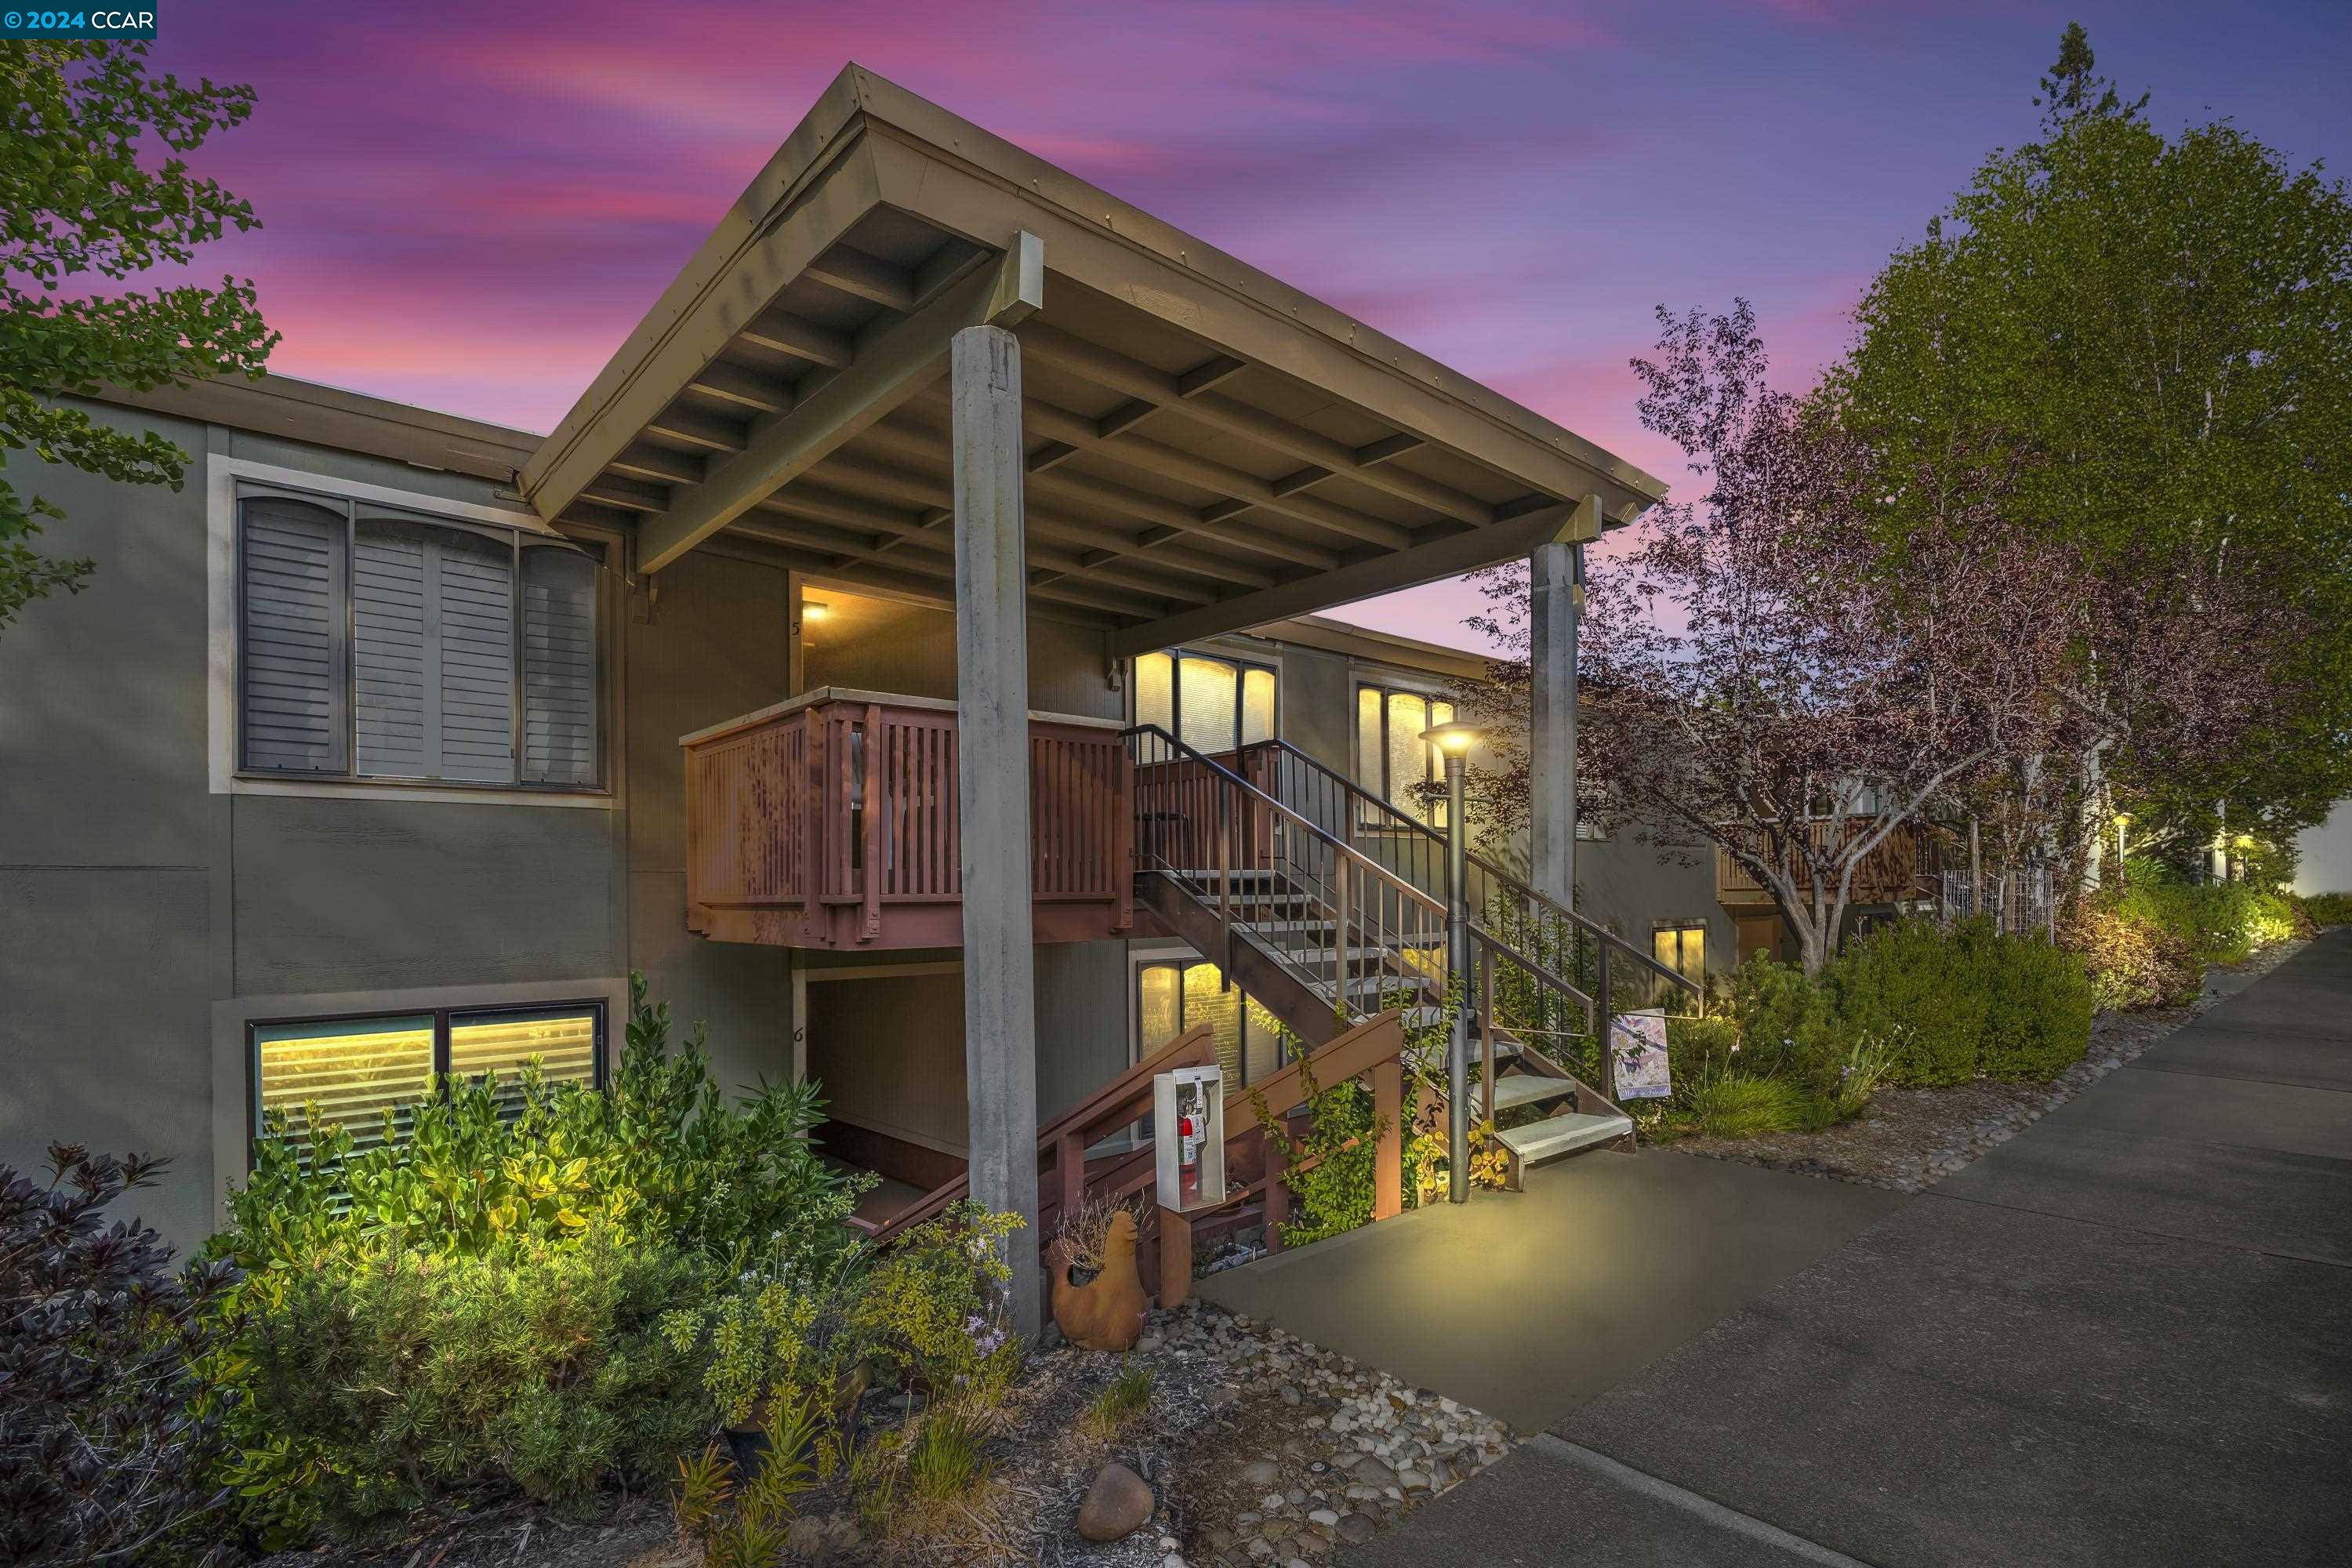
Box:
(681, 688), (1134, 949)
(1715, 816), (1933, 907)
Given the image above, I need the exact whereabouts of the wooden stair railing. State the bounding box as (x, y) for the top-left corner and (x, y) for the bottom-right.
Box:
(866, 1011), (1411, 1305)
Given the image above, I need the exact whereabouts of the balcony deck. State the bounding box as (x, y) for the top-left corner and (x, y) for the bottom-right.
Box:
(682, 688), (1134, 949)
(1715, 817), (1934, 908)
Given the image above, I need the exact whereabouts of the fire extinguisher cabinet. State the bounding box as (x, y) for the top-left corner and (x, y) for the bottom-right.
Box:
(1153, 1065), (1227, 1211)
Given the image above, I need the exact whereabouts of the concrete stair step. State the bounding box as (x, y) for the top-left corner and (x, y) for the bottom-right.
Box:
(1496, 1112), (1632, 1168)
(1480, 1074), (1579, 1114)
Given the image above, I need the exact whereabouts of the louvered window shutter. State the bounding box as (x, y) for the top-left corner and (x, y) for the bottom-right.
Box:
(433, 529), (517, 782)
(521, 546), (600, 786)
(352, 521), (430, 777)
(240, 496), (349, 774)
(350, 520), (515, 782)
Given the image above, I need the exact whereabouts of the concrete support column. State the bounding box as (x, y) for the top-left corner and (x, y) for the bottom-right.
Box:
(952, 323), (1041, 1344)
(1530, 537), (1580, 909)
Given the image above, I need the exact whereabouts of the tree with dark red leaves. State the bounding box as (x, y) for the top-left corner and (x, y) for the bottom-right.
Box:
(1465, 303), (2077, 975)
(1, 1145), (244, 1566)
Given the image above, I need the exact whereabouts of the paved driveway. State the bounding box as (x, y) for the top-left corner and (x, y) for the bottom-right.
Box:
(1345, 929), (2352, 1566)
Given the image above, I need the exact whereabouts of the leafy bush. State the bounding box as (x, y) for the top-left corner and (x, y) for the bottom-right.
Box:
(2059, 900), (2201, 1011)
(851, 1202), (1022, 1399)
(233, 1225), (711, 1532)
(1979, 934), (2096, 1080)
(226, 978), (862, 1273)
(2, 1147), (244, 1568)
(1833, 920), (1991, 1087)
(2308, 891), (2352, 927)
(1726, 953), (1849, 1087)
(208, 978), (869, 1541)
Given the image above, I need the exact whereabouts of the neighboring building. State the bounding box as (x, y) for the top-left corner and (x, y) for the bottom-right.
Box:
(2294, 801), (2352, 895)
(1, 70), (1721, 1321)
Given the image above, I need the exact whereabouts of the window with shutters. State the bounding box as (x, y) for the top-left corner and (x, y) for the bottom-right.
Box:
(236, 487), (604, 789)
(252, 1001), (604, 1159)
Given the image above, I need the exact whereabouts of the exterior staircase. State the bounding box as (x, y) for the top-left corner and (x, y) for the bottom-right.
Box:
(1123, 727), (1704, 1187)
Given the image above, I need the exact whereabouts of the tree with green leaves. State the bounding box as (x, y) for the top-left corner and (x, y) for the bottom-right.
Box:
(1828, 24), (2352, 865)
(1, 40), (277, 633)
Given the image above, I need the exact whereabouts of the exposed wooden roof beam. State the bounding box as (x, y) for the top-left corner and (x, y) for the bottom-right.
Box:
(1107, 499), (1592, 659)
(608, 445), (701, 487)
(580, 472), (673, 512)
(996, 394), (1409, 550)
(755, 519), (1173, 619)
(741, 308), (854, 368)
(805, 243), (918, 310)
(644, 406), (746, 454)
(1018, 323), (1497, 528)
(687, 362), (793, 416)
(854, 417), (1341, 572)
(637, 234), (1044, 575)
(789, 455), (1277, 592)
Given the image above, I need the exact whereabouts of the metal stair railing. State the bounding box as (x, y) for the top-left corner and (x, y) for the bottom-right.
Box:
(1237, 738), (1704, 1098)
(1124, 724), (1450, 1026)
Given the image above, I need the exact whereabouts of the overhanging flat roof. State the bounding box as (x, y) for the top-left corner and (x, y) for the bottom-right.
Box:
(523, 64), (1664, 657)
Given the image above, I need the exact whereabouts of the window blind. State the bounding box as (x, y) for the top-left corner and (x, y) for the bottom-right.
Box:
(521, 547), (599, 786)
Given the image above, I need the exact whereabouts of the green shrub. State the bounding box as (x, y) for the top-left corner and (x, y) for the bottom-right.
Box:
(1727, 954), (1849, 1086)
(1833, 920), (1989, 1087)
(2308, 891), (2352, 927)
(851, 1201), (1023, 1398)
(1664, 1013), (1743, 1082)
(233, 1225), (710, 1533)
(207, 977), (870, 1542)
(1979, 935), (2096, 1080)
(2060, 899), (2201, 1011)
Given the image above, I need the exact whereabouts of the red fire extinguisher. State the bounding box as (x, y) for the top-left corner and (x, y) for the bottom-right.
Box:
(1178, 1108), (1200, 1206)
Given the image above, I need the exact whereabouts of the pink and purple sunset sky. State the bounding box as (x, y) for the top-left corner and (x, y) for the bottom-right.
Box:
(151, 1), (2349, 650)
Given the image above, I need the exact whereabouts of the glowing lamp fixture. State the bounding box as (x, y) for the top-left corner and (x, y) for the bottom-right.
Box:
(1421, 720), (1487, 757)
(801, 601), (831, 622)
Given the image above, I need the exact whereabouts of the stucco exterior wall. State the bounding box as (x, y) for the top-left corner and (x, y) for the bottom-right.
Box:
(0, 400), (817, 1249)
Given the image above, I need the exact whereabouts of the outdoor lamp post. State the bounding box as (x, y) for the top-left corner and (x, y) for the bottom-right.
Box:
(1422, 720), (1486, 1204)
(2113, 812), (2131, 884)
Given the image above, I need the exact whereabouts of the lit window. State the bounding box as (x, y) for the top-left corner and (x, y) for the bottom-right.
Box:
(253, 1001), (603, 1156)
(1137, 958), (1285, 1087)
(238, 488), (604, 788)
(1356, 684), (1456, 827)
(1133, 648), (1277, 756)
(1651, 924), (1706, 986)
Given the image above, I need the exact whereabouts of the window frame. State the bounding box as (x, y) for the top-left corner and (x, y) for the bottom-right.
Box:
(245, 996), (608, 1155)
(1132, 953), (1288, 1089)
(208, 458), (621, 806)
(1129, 645), (1280, 756)
(1353, 677), (1458, 829)
(1650, 921), (1707, 987)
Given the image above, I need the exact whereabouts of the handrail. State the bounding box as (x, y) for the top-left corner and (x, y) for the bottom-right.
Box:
(1126, 726), (1445, 920)
(867, 1020), (1219, 1247)
(1242, 736), (1702, 1005)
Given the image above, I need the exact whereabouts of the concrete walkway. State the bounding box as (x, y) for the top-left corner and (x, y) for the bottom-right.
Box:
(1197, 1136), (1904, 1432)
(1233, 930), (2352, 1565)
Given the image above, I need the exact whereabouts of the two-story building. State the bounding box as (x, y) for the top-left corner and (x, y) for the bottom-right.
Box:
(2, 66), (1738, 1334)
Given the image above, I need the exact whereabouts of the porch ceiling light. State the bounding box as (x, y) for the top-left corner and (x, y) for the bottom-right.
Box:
(1421, 720), (1486, 756)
